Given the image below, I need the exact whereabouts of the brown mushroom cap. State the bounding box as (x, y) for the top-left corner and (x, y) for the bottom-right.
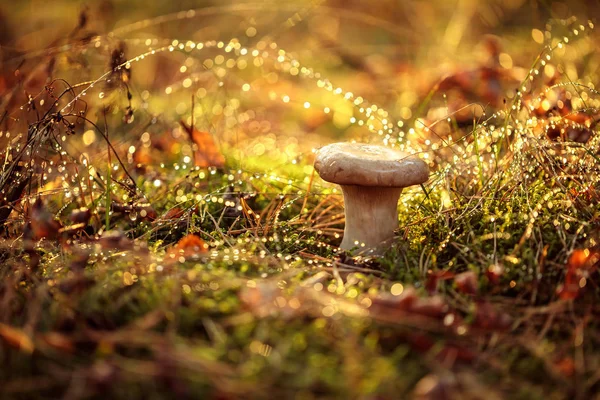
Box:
(314, 142), (429, 187)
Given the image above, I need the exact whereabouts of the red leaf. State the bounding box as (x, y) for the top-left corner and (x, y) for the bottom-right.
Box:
(425, 269), (455, 294)
(472, 301), (512, 331)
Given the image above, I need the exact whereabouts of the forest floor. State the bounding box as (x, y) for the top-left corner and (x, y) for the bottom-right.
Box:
(0, 2), (599, 399)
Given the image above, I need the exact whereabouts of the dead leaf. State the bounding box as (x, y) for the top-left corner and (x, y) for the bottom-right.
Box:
(425, 269), (455, 294)
(29, 198), (62, 240)
(37, 332), (75, 353)
(69, 207), (91, 224)
(486, 263), (504, 285)
(557, 247), (599, 300)
(98, 230), (133, 251)
(179, 121), (225, 168)
(409, 295), (449, 319)
(165, 234), (208, 264)
(370, 286), (418, 311)
(454, 271), (478, 295)
(472, 301), (512, 331)
(554, 357), (575, 377)
(0, 323), (34, 354)
(161, 207), (185, 220)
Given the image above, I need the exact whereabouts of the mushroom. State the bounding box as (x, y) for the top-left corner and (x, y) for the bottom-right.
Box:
(314, 142), (429, 254)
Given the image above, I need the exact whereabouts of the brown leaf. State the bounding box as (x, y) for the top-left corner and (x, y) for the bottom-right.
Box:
(29, 198), (62, 240)
(425, 269), (455, 294)
(161, 207), (185, 220)
(436, 66), (516, 108)
(0, 323), (34, 354)
(472, 301), (512, 331)
(37, 332), (75, 353)
(554, 357), (575, 377)
(132, 145), (152, 169)
(370, 288), (448, 319)
(98, 230), (133, 251)
(454, 271), (478, 295)
(179, 121), (225, 168)
(406, 332), (476, 364)
(409, 295), (449, 319)
(370, 286), (418, 311)
(69, 207), (91, 224)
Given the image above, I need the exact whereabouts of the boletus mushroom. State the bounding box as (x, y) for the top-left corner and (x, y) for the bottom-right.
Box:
(314, 142), (429, 254)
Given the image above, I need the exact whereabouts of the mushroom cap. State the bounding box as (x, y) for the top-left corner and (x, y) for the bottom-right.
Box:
(314, 142), (429, 187)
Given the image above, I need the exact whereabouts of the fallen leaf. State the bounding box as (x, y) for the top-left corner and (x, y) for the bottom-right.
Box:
(554, 357), (575, 377)
(165, 234), (208, 263)
(454, 271), (478, 295)
(409, 295), (449, 319)
(161, 207), (185, 220)
(29, 198), (62, 240)
(472, 301), (512, 331)
(486, 264), (504, 284)
(69, 207), (91, 224)
(0, 323), (34, 354)
(179, 121), (225, 168)
(557, 247), (599, 300)
(98, 230), (133, 251)
(37, 332), (75, 353)
(425, 269), (455, 294)
(370, 286), (418, 311)
(370, 288), (448, 319)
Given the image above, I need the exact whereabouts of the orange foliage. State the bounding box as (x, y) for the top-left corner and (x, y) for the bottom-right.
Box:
(179, 121), (225, 168)
(0, 323), (34, 354)
(557, 248), (600, 300)
(165, 234), (208, 263)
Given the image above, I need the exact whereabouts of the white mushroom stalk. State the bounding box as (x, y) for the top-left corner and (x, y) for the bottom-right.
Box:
(314, 143), (429, 255)
(339, 185), (402, 250)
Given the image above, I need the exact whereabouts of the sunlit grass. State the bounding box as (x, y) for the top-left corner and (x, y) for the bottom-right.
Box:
(0, 2), (599, 399)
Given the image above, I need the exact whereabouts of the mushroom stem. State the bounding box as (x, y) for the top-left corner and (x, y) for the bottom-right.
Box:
(339, 185), (403, 252)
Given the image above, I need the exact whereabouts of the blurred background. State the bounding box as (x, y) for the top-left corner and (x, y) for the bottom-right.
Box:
(0, 0), (598, 170)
